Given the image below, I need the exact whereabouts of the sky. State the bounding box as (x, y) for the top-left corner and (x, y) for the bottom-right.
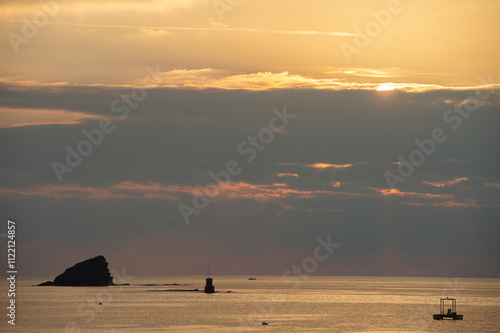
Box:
(0, 0), (499, 278)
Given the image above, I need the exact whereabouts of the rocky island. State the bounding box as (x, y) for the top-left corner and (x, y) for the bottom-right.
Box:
(38, 255), (113, 286)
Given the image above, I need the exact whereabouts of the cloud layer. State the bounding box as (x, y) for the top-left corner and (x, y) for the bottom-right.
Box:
(0, 0), (499, 277)
(1, 81), (499, 276)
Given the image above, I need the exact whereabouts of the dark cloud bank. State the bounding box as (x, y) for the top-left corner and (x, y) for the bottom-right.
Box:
(1, 84), (499, 277)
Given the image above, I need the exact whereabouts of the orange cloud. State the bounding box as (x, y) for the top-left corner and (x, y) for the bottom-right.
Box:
(307, 163), (353, 169)
(276, 203), (314, 216)
(0, 182), (188, 200)
(484, 183), (500, 189)
(141, 69), (500, 92)
(422, 177), (468, 187)
(371, 188), (487, 208)
(209, 182), (368, 203)
(145, 69), (500, 92)
(405, 199), (481, 208)
(432, 200), (479, 208)
(277, 161), (367, 170)
(0, 181), (366, 202)
(2, 180), (488, 213)
(371, 188), (454, 200)
(276, 173), (299, 178)
(1, 74), (499, 93)
(2, 181), (486, 210)
(214, 182), (329, 201)
(404, 202), (424, 207)
(326, 67), (406, 78)
(0, 107), (102, 128)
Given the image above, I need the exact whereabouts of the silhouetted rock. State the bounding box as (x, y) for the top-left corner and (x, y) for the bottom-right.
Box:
(37, 255), (113, 286)
(37, 280), (55, 286)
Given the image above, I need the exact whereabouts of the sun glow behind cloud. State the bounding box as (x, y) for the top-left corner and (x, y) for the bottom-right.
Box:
(132, 70), (499, 92)
(376, 83), (395, 91)
(1, 74), (499, 94)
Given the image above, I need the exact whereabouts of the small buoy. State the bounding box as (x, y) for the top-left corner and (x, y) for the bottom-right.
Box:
(262, 321), (268, 325)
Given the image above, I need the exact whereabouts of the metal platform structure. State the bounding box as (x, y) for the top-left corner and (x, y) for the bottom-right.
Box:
(204, 277), (215, 293)
(433, 297), (463, 320)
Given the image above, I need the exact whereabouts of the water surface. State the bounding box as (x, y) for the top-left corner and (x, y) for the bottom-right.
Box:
(1, 276), (499, 332)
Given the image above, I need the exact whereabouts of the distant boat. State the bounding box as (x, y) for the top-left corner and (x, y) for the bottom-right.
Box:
(248, 277), (256, 280)
(433, 297), (463, 320)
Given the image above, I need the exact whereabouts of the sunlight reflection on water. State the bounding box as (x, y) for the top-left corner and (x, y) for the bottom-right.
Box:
(2, 276), (499, 332)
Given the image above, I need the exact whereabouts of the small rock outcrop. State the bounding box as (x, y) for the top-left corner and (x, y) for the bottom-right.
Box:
(38, 255), (113, 286)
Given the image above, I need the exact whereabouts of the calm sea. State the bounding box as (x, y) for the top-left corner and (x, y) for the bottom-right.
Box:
(1, 276), (499, 332)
